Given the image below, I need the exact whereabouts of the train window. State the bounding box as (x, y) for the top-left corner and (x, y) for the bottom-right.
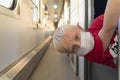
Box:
(32, 0), (39, 6)
(0, 0), (16, 9)
(32, 0), (39, 23)
(33, 7), (38, 22)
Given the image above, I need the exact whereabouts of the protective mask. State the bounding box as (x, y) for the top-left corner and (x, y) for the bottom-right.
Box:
(76, 32), (94, 56)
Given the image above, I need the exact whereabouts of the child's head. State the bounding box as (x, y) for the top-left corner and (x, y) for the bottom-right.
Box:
(52, 24), (94, 56)
(53, 24), (81, 53)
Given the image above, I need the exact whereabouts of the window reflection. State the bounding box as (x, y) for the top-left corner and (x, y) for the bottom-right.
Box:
(33, 7), (38, 22)
(32, 0), (39, 23)
(0, 0), (13, 8)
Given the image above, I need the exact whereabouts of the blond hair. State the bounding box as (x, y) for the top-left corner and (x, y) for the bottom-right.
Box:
(52, 24), (76, 53)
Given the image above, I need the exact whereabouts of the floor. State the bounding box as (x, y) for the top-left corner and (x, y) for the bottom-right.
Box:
(29, 43), (79, 80)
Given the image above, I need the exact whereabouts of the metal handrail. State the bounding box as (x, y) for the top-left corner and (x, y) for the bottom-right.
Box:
(0, 36), (51, 80)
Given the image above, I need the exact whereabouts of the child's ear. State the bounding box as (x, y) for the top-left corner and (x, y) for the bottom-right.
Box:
(77, 22), (85, 31)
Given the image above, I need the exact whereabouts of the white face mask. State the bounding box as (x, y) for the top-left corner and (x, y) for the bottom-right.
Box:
(76, 32), (94, 56)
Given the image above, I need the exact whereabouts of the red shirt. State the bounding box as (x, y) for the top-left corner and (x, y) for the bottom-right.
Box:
(84, 14), (118, 68)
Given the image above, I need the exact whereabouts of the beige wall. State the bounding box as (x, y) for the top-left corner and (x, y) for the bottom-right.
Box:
(0, 0), (52, 71)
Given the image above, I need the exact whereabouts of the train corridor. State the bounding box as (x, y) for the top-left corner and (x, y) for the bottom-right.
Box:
(29, 43), (79, 80)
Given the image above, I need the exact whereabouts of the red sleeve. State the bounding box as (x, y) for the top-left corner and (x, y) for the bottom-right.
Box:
(85, 14), (105, 63)
(88, 14), (104, 35)
(85, 14), (116, 68)
(84, 36), (116, 68)
(84, 36), (104, 63)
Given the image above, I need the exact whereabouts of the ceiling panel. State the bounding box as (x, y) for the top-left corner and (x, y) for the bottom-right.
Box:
(45, 0), (64, 22)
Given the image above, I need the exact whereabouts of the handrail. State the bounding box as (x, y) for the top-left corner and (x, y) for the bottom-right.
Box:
(0, 36), (52, 80)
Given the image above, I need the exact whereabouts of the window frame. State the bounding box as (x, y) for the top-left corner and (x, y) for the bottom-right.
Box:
(0, 0), (20, 19)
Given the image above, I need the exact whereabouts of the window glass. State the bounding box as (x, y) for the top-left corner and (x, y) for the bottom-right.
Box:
(32, 0), (39, 23)
(32, 0), (39, 6)
(33, 7), (38, 22)
(0, 0), (13, 8)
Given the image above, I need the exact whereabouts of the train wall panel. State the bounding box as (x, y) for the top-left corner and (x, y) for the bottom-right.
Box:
(0, 0), (52, 72)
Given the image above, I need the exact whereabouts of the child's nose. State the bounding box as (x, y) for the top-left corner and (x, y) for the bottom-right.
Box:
(74, 41), (80, 50)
